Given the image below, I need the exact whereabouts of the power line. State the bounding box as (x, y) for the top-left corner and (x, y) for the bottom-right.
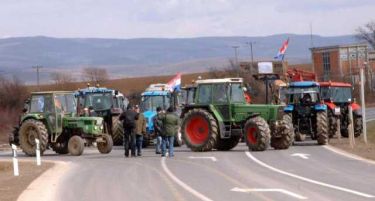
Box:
(232, 46), (240, 77)
(32, 65), (43, 90)
(246, 42), (256, 74)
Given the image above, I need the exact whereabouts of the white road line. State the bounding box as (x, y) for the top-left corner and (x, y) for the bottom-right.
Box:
(323, 145), (375, 165)
(161, 157), (213, 201)
(245, 151), (375, 198)
(291, 153), (310, 159)
(188, 156), (217, 162)
(231, 187), (307, 200)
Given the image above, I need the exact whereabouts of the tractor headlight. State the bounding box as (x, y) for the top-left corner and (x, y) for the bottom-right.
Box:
(334, 107), (341, 115)
(94, 125), (98, 130)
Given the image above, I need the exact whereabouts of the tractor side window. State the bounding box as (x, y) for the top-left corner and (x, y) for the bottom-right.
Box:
(230, 83), (245, 103)
(65, 94), (76, 113)
(30, 95), (45, 113)
(54, 95), (67, 113)
(213, 84), (228, 103)
(197, 84), (211, 104)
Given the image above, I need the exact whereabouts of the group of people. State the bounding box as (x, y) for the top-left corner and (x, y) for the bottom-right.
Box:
(119, 104), (179, 157)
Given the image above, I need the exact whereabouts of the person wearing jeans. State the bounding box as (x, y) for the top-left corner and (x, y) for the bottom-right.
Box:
(161, 107), (179, 157)
(153, 107), (164, 154)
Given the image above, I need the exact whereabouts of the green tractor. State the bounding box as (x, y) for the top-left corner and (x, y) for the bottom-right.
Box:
(180, 78), (293, 152)
(9, 91), (113, 156)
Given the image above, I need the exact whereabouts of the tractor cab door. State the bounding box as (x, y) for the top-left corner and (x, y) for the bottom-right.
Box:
(212, 83), (231, 121)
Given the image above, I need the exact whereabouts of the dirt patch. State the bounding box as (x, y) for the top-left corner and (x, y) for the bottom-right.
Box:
(329, 121), (375, 161)
(0, 161), (53, 201)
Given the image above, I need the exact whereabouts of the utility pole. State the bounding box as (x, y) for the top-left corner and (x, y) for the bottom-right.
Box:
(32, 66), (43, 91)
(361, 62), (367, 144)
(232, 46), (240, 77)
(246, 42), (255, 75)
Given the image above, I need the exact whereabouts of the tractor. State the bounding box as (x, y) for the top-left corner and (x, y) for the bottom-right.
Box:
(75, 86), (128, 145)
(9, 91), (112, 156)
(319, 82), (362, 137)
(180, 78), (293, 152)
(140, 83), (183, 147)
(284, 81), (329, 145)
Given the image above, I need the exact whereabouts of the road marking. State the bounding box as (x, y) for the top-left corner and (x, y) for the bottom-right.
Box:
(161, 157), (213, 201)
(291, 153), (310, 159)
(245, 151), (375, 198)
(231, 187), (307, 200)
(188, 156), (217, 162)
(324, 145), (375, 166)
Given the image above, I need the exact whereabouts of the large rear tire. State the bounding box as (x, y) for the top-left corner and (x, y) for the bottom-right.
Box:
(68, 136), (84, 156)
(181, 109), (218, 152)
(216, 136), (241, 151)
(112, 117), (124, 146)
(271, 114), (294, 150)
(244, 116), (270, 151)
(19, 119), (48, 156)
(317, 111), (328, 145)
(97, 134), (113, 154)
(328, 110), (338, 138)
(354, 115), (362, 138)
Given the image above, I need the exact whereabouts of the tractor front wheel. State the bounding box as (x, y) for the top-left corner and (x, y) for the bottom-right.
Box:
(328, 110), (338, 138)
(112, 117), (124, 146)
(19, 119), (48, 156)
(97, 134), (113, 154)
(244, 116), (270, 151)
(271, 114), (294, 150)
(181, 109), (218, 152)
(68, 136), (84, 156)
(354, 115), (362, 137)
(52, 135), (69, 154)
(317, 111), (329, 145)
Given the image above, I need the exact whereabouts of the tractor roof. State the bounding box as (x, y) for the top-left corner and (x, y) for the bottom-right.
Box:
(289, 81), (319, 87)
(75, 87), (113, 95)
(319, 82), (352, 87)
(145, 83), (170, 92)
(195, 78), (243, 84)
(142, 91), (169, 96)
(31, 91), (74, 95)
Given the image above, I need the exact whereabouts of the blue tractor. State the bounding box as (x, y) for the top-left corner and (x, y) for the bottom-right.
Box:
(140, 83), (183, 147)
(75, 85), (128, 146)
(284, 81), (329, 145)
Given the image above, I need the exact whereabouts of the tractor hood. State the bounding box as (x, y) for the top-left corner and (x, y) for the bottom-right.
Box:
(232, 104), (284, 122)
(63, 116), (104, 135)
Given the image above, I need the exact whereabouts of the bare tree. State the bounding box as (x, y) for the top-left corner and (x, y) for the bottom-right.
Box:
(356, 20), (375, 49)
(0, 76), (28, 109)
(82, 68), (109, 84)
(50, 71), (75, 85)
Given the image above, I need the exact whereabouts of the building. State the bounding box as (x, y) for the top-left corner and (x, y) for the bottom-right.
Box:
(310, 44), (370, 82)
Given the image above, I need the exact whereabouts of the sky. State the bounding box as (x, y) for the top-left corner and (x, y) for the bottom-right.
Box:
(0, 0), (374, 39)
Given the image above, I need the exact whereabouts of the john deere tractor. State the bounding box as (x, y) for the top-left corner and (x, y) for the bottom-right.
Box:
(180, 78), (293, 152)
(9, 91), (112, 156)
(75, 86), (128, 145)
(319, 82), (362, 138)
(284, 81), (328, 145)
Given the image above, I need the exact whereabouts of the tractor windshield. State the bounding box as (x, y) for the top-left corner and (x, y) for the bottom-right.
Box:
(230, 83), (245, 103)
(320, 87), (352, 103)
(286, 87), (320, 104)
(54, 94), (76, 114)
(84, 92), (113, 111)
(141, 95), (170, 111)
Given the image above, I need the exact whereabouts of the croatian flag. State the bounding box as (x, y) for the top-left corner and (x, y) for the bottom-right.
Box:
(167, 73), (182, 92)
(274, 38), (289, 60)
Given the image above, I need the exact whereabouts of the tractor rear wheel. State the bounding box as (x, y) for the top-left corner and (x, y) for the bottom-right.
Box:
(112, 117), (124, 146)
(52, 135), (69, 154)
(181, 109), (218, 152)
(216, 136), (241, 151)
(317, 111), (328, 145)
(271, 114), (294, 150)
(244, 116), (270, 151)
(19, 119), (48, 156)
(328, 110), (338, 138)
(354, 115), (362, 137)
(97, 134), (113, 154)
(68, 135), (84, 156)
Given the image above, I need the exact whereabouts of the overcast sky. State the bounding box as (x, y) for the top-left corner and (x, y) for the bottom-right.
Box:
(1, 0), (374, 39)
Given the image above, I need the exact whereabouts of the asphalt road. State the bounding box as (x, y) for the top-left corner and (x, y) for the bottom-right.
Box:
(1, 142), (375, 201)
(1, 107), (374, 201)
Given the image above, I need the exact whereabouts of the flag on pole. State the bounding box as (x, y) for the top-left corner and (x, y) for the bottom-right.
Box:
(167, 73), (181, 92)
(274, 38), (289, 60)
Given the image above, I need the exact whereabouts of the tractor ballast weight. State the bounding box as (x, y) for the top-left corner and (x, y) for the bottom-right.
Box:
(9, 91), (112, 156)
(75, 86), (128, 145)
(180, 78), (293, 152)
(319, 82), (362, 138)
(284, 81), (329, 145)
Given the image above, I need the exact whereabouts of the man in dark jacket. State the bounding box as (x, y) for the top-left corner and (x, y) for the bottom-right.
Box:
(119, 104), (137, 157)
(134, 105), (146, 156)
(161, 107), (179, 157)
(153, 107), (163, 154)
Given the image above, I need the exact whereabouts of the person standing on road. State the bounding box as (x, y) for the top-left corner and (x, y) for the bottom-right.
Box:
(153, 107), (164, 154)
(134, 105), (146, 156)
(119, 104), (137, 157)
(161, 107), (179, 157)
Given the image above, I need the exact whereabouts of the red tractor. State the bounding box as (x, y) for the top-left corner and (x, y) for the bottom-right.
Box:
(319, 82), (362, 138)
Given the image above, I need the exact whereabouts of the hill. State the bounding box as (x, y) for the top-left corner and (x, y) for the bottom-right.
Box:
(0, 34), (358, 84)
